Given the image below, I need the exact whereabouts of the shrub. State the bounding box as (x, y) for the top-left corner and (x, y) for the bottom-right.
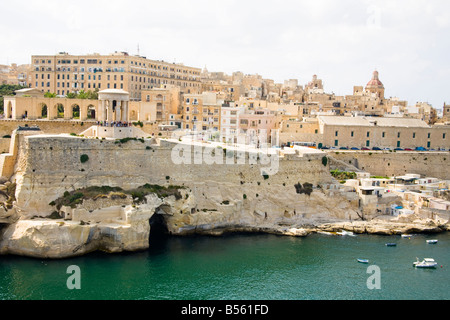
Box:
(48, 211), (62, 219)
(294, 182), (313, 196)
(321, 156), (328, 167)
(80, 154), (89, 163)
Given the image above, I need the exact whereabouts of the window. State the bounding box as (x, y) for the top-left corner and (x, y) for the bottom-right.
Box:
(428, 133), (431, 139)
(335, 131), (339, 137)
(382, 132), (386, 138)
(367, 132), (370, 138)
(444, 133), (447, 139)
(398, 132), (401, 138)
(351, 131), (354, 137)
(413, 133), (416, 139)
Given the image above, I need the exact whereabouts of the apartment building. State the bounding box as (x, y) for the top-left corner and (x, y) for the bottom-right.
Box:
(30, 52), (201, 101)
(182, 92), (221, 132)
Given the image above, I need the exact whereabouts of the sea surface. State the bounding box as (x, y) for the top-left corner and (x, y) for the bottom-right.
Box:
(0, 232), (449, 300)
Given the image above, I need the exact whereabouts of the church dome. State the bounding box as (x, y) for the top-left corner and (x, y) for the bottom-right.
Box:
(366, 70), (384, 88)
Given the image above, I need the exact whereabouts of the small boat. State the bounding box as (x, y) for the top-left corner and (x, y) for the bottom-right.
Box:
(401, 234), (413, 238)
(413, 258), (438, 269)
(337, 230), (356, 237)
(426, 240), (438, 244)
(317, 231), (336, 236)
(386, 243), (397, 247)
(357, 259), (369, 264)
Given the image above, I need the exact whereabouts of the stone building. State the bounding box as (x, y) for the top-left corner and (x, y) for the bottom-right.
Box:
(318, 116), (450, 150)
(0, 63), (31, 86)
(30, 52), (202, 101)
(182, 92), (222, 132)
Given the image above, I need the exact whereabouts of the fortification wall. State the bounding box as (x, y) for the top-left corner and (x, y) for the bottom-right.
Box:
(330, 151), (450, 179)
(0, 120), (160, 137)
(0, 138), (11, 154)
(13, 136), (333, 216)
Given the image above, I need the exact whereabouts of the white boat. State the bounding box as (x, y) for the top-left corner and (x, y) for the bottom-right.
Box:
(317, 231), (337, 236)
(413, 258), (438, 269)
(357, 259), (369, 264)
(426, 240), (438, 244)
(337, 230), (356, 237)
(401, 234), (413, 238)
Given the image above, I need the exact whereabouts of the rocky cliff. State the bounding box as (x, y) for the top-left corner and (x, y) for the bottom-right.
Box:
(0, 133), (448, 259)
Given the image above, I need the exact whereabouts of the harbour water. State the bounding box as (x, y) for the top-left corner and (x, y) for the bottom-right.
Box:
(0, 232), (449, 300)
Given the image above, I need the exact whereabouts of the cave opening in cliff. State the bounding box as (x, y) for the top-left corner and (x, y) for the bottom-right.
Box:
(149, 212), (170, 248)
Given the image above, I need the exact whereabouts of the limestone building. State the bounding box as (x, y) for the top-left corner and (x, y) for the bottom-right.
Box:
(0, 63), (31, 86)
(182, 92), (222, 132)
(30, 52), (202, 101)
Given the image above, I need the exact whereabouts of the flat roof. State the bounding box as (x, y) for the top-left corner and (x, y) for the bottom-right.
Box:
(319, 116), (430, 128)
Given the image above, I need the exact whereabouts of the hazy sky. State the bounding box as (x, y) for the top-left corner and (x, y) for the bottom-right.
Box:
(1, 0), (449, 109)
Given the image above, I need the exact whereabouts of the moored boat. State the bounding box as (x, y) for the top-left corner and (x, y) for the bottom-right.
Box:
(413, 258), (438, 269)
(386, 243), (397, 247)
(426, 240), (438, 244)
(337, 230), (356, 237)
(401, 234), (413, 238)
(357, 259), (369, 264)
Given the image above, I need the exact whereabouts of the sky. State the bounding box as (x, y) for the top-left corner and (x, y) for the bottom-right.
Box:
(1, 0), (449, 109)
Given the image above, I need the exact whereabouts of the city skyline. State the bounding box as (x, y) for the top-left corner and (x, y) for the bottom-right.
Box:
(1, 0), (449, 109)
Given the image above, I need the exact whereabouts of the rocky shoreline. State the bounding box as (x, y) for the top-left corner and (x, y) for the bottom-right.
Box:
(187, 216), (450, 238)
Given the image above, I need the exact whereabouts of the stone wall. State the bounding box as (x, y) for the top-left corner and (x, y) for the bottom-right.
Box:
(329, 151), (450, 179)
(0, 120), (160, 138)
(12, 135), (333, 217)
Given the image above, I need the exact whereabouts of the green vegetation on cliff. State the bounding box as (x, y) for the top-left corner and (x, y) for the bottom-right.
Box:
(330, 169), (357, 180)
(49, 184), (185, 209)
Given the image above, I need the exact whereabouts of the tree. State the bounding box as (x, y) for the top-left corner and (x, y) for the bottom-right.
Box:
(0, 84), (27, 114)
(44, 92), (57, 98)
(66, 92), (77, 99)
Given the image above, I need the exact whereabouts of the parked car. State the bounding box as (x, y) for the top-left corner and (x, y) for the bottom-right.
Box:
(394, 148), (404, 151)
(415, 147), (427, 151)
(321, 146), (330, 150)
(361, 147), (370, 151)
(351, 147), (360, 150)
(339, 147), (349, 150)
(404, 148), (413, 151)
(372, 147), (382, 151)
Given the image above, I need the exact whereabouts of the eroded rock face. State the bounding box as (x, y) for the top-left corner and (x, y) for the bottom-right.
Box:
(0, 185), (364, 258)
(1, 185), (449, 259)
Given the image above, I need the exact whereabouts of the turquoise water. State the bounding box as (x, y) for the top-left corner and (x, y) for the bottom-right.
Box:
(0, 232), (449, 300)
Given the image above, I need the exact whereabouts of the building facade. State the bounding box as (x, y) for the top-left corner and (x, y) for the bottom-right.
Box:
(30, 52), (201, 101)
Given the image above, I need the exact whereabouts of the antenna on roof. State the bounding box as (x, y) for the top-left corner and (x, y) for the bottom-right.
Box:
(137, 43), (140, 56)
